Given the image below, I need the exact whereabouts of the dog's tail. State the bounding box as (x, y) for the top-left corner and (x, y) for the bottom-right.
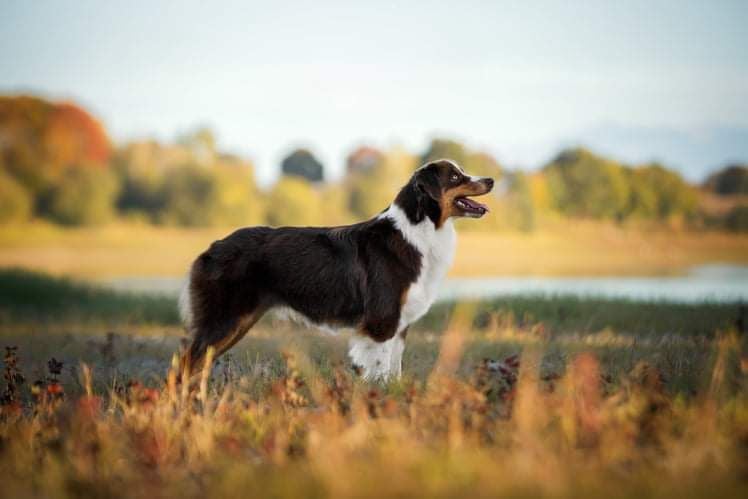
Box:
(178, 271), (193, 330)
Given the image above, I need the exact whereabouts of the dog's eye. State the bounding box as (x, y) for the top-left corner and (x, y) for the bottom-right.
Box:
(450, 173), (460, 182)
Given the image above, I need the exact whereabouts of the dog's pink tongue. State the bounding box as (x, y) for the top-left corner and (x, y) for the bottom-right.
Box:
(462, 197), (489, 212)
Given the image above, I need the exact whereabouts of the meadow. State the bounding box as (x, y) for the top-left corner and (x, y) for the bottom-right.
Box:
(1, 269), (747, 498)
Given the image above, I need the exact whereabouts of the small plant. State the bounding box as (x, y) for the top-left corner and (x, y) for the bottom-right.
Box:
(1, 346), (25, 416)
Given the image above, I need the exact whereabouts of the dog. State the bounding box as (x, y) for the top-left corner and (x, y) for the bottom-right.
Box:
(179, 159), (493, 380)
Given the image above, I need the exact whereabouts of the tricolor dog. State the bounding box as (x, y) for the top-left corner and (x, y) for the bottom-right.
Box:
(179, 159), (493, 380)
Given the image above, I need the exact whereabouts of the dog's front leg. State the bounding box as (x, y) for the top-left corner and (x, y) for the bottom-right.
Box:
(387, 328), (407, 379)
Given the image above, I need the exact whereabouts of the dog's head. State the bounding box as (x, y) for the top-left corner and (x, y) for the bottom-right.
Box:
(404, 159), (494, 226)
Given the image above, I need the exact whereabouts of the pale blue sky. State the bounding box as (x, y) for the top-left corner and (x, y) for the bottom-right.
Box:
(2, 0), (747, 184)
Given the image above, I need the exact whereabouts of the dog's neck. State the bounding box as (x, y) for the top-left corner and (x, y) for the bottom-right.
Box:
(392, 180), (442, 227)
(379, 202), (456, 264)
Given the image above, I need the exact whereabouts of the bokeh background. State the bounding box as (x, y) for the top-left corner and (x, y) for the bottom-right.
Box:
(1, 0), (747, 291)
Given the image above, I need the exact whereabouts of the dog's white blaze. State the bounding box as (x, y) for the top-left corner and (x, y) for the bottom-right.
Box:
(349, 334), (403, 380)
(381, 204), (456, 334)
(349, 204), (455, 380)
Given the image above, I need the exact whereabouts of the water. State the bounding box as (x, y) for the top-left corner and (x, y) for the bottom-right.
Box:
(104, 264), (748, 304)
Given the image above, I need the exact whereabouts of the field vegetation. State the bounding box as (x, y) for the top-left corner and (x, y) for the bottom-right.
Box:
(1, 269), (747, 498)
(2, 94), (748, 498)
(2, 95), (747, 234)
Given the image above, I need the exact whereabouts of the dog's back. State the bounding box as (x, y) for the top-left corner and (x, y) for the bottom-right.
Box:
(178, 159), (493, 380)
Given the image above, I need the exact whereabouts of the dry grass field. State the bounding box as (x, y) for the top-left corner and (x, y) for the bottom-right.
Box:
(1, 270), (747, 499)
(1, 221), (747, 278)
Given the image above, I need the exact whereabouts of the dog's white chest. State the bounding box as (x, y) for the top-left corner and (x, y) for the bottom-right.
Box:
(382, 206), (456, 332)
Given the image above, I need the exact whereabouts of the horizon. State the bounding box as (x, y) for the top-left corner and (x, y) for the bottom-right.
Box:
(2, 1), (747, 186)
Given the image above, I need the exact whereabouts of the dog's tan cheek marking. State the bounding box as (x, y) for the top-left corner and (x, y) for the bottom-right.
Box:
(441, 183), (476, 225)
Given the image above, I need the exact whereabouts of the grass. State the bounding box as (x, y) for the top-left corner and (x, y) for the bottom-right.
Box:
(1, 267), (744, 337)
(0, 318), (746, 498)
(1, 220), (748, 278)
(1, 268), (747, 498)
(0, 268), (179, 326)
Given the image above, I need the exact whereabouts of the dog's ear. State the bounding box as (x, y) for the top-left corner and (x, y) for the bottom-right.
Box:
(415, 166), (442, 201)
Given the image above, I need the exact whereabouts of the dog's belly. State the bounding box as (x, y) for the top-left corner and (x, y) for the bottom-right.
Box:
(271, 306), (356, 335)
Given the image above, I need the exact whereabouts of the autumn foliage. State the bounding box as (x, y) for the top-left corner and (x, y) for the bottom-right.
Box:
(0, 94), (745, 231)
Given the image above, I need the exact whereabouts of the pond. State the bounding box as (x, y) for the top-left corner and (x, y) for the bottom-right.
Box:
(104, 264), (748, 304)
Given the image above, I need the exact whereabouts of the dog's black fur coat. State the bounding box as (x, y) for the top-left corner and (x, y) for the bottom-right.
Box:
(182, 160), (493, 374)
(184, 176), (436, 367)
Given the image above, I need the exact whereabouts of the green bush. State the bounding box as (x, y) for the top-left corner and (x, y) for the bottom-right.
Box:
(158, 164), (262, 227)
(545, 148), (630, 220)
(630, 163), (697, 220)
(704, 165), (748, 196)
(725, 205), (748, 232)
(44, 167), (119, 226)
(267, 176), (322, 226)
(0, 168), (32, 224)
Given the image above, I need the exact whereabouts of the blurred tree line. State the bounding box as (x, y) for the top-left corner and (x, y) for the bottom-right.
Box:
(1, 95), (746, 232)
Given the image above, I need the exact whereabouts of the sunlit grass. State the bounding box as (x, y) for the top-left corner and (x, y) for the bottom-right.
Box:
(1, 318), (746, 498)
(1, 268), (747, 498)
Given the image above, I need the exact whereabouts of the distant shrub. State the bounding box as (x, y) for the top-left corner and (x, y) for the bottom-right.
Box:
(627, 163), (697, 221)
(267, 176), (322, 226)
(0, 169), (32, 224)
(44, 167), (119, 226)
(158, 164), (262, 227)
(725, 205), (748, 233)
(545, 148), (630, 220)
(347, 148), (414, 219)
(704, 164), (748, 196)
(281, 149), (324, 182)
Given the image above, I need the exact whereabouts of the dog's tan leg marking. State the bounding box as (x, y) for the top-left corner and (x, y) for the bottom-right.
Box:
(180, 309), (266, 381)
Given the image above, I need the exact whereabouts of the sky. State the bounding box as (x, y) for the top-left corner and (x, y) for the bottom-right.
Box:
(2, 0), (747, 185)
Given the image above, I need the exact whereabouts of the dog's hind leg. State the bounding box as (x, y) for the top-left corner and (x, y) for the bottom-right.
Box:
(180, 308), (266, 380)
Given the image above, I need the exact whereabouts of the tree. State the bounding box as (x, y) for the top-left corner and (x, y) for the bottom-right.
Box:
(465, 151), (503, 179)
(625, 168), (659, 219)
(43, 102), (111, 171)
(725, 205), (748, 233)
(509, 171), (536, 232)
(281, 149), (324, 182)
(0, 168), (32, 224)
(177, 127), (217, 165)
(346, 146), (384, 175)
(544, 148), (629, 220)
(44, 167), (119, 226)
(420, 138), (469, 166)
(0, 96), (111, 211)
(347, 147), (415, 219)
(0, 96), (55, 192)
(421, 139), (503, 180)
(630, 163), (697, 221)
(704, 164), (748, 196)
(266, 176), (322, 227)
(158, 163), (262, 227)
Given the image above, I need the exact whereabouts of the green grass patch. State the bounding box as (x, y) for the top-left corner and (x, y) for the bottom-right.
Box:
(0, 267), (179, 326)
(424, 295), (744, 337)
(1, 267), (744, 339)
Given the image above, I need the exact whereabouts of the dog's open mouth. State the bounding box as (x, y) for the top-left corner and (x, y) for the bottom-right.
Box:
(454, 196), (489, 218)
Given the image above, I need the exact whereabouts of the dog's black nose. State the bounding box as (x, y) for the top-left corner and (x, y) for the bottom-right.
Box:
(483, 178), (494, 189)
